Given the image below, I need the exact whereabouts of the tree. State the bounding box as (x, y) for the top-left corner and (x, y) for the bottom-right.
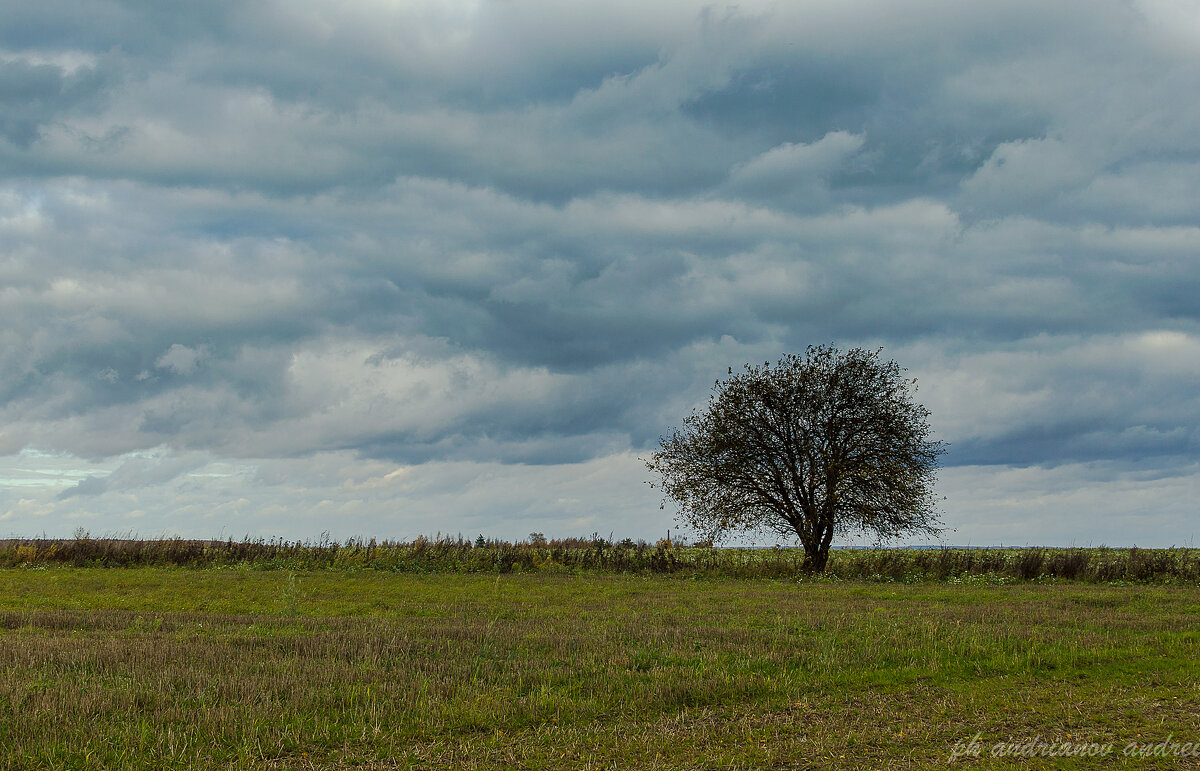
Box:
(646, 345), (944, 571)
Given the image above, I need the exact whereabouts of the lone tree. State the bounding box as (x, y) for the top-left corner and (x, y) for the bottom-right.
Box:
(646, 345), (944, 571)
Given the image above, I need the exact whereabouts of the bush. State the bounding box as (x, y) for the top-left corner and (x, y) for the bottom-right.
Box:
(0, 537), (1197, 583)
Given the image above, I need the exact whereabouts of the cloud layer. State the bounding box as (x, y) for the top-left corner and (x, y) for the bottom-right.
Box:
(2, 0), (1198, 544)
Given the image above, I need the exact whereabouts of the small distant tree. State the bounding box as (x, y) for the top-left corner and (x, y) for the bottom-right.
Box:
(646, 345), (945, 571)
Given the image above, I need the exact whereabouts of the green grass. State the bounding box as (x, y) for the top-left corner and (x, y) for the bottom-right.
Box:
(2, 568), (1198, 769)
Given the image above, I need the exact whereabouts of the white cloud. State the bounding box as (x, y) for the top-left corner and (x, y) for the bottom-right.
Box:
(2, 449), (670, 542)
(156, 344), (207, 376)
(938, 461), (1200, 547)
(727, 132), (866, 196)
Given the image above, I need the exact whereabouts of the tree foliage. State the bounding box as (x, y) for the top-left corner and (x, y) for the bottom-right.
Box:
(646, 346), (945, 571)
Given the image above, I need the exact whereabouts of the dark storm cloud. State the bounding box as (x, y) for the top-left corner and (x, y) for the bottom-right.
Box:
(1, 0), (1199, 544)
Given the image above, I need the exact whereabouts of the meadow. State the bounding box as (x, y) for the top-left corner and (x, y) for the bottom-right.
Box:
(2, 546), (1199, 769)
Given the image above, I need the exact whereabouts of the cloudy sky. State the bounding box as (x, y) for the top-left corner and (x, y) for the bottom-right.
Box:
(2, 0), (1198, 546)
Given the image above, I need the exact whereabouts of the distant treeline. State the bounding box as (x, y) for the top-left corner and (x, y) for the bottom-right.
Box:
(1, 535), (1197, 583)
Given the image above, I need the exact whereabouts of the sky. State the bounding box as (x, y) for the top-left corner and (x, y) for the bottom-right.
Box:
(1, 0), (1198, 546)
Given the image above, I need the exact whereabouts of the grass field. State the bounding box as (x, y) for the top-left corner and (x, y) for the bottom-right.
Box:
(2, 568), (1199, 769)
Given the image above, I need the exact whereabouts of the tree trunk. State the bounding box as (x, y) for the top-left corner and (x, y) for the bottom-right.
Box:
(803, 546), (829, 572)
(798, 515), (835, 572)
(817, 520), (835, 571)
(799, 522), (832, 572)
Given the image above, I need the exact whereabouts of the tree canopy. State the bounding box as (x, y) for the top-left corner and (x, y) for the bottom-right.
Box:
(646, 346), (945, 571)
